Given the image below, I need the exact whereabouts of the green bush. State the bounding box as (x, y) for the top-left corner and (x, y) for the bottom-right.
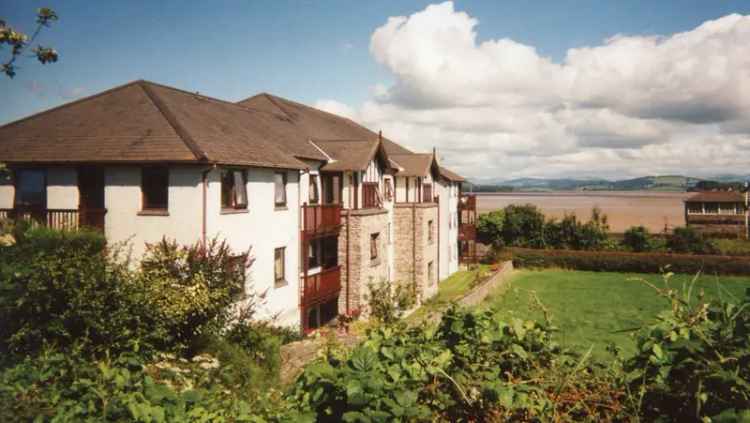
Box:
(292, 307), (625, 421)
(501, 204), (546, 248)
(544, 209), (610, 251)
(365, 279), (416, 324)
(622, 225), (653, 252)
(0, 227), (161, 359)
(668, 226), (717, 254)
(625, 274), (750, 421)
(476, 210), (504, 247)
(137, 237), (252, 354)
(511, 247), (750, 275)
(0, 347), (308, 422)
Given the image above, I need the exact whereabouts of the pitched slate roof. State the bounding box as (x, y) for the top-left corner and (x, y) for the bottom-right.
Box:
(238, 93), (413, 157)
(438, 166), (465, 182)
(390, 153), (435, 177)
(685, 191), (746, 203)
(0, 80), (307, 169)
(312, 139), (390, 172)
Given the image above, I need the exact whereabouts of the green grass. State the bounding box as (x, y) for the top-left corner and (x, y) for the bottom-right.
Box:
(407, 265), (490, 322)
(482, 269), (750, 359)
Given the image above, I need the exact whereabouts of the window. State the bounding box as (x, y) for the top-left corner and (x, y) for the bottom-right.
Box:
(274, 247), (286, 286)
(14, 169), (46, 207)
(370, 233), (379, 261)
(387, 222), (392, 244)
(428, 261), (435, 286)
(308, 241), (321, 269)
(221, 169), (247, 210)
(141, 167), (168, 210)
(704, 202), (719, 214)
(309, 174), (319, 204)
(428, 220), (434, 243)
(274, 172), (287, 207)
(384, 177), (394, 201)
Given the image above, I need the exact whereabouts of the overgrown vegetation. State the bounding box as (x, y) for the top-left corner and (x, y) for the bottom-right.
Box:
(3, 223), (749, 421)
(366, 279), (416, 324)
(477, 204), (745, 257)
(0, 222), (301, 421)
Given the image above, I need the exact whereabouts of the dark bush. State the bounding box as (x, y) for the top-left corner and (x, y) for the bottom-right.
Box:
(501, 204), (546, 248)
(622, 225), (652, 252)
(544, 209), (610, 251)
(511, 247), (750, 275)
(476, 210), (504, 247)
(668, 226), (717, 254)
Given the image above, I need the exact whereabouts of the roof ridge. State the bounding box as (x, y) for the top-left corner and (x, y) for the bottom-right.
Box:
(0, 79), (145, 130)
(261, 93), (298, 121)
(140, 80), (263, 112)
(138, 81), (208, 161)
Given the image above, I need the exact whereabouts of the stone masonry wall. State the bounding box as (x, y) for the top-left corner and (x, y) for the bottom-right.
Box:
(338, 209), (390, 315)
(393, 203), (439, 304)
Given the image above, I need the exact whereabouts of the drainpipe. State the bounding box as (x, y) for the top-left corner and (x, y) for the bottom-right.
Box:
(437, 194), (440, 282)
(345, 209), (351, 315)
(201, 165), (216, 246)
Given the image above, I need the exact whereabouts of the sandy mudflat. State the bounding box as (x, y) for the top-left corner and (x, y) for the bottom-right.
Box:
(475, 191), (692, 233)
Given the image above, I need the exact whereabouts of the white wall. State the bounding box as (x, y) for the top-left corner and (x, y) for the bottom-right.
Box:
(435, 179), (459, 280)
(105, 166), (204, 259)
(205, 167), (301, 327)
(47, 168), (78, 209)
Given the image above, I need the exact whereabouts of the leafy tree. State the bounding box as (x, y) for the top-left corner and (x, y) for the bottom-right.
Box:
(1, 7), (58, 78)
(476, 209), (504, 247)
(622, 225), (652, 252)
(501, 204), (546, 248)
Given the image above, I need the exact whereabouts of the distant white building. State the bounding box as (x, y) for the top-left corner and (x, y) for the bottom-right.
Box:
(0, 80), (469, 332)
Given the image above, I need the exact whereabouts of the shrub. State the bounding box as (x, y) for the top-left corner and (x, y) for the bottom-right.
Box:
(668, 226), (717, 255)
(477, 210), (504, 247)
(366, 279), (416, 324)
(0, 227), (159, 358)
(501, 204), (546, 248)
(137, 237), (253, 353)
(544, 210), (610, 251)
(0, 347), (308, 422)
(511, 247), (750, 275)
(622, 225), (653, 252)
(625, 274), (750, 421)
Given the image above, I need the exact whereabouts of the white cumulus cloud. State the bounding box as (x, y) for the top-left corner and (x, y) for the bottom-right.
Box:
(319, 2), (750, 180)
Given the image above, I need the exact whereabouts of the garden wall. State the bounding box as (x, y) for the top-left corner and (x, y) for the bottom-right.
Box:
(511, 247), (750, 276)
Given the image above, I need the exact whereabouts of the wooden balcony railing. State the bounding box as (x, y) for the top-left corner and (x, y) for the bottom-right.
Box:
(302, 265), (341, 307)
(0, 207), (106, 231)
(302, 204), (342, 237)
(459, 223), (476, 241)
(362, 183), (381, 209)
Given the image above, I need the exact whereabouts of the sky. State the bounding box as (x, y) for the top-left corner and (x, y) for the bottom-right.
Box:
(2, 1), (750, 181)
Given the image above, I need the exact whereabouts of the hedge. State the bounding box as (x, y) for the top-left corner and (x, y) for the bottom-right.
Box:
(510, 247), (750, 276)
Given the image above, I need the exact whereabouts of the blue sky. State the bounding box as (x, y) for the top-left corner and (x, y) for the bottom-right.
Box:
(2, 1), (750, 178)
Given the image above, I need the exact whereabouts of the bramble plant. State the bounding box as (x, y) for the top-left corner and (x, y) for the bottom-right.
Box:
(366, 279), (416, 324)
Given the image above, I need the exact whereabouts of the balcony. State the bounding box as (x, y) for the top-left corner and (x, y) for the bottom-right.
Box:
(301, 204), (341, 238)
(0, 207), (106, 231)
(459, 223), (476, 241)
(302, 265), (341, 307)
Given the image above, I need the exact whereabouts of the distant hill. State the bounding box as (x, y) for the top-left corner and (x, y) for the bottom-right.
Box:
(466, 175), (749, 192)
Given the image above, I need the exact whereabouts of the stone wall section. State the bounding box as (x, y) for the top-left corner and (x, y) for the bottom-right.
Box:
(393, 203), (439, 303)
(338, 209), (390, 315)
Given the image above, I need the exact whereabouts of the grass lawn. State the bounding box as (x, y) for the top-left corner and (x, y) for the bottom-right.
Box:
(407, 264), (490, 323)
(482, 269), (750, 359)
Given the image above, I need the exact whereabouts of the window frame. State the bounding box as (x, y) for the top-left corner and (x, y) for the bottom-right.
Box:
(220, 168), (248, 211)
(370, 232), (379, 261)
(428, 219), (434, 243)
(274, 172), (287, 207)
(274, 247), (286, 287)
(13, 168), (47, 209)
(140, 167), (169, 213)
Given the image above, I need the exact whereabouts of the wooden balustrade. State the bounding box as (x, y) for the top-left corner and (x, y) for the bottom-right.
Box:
(0, 207), (106, 231)
(302, 265), (341, 306)
(302, 204), (342, 236)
